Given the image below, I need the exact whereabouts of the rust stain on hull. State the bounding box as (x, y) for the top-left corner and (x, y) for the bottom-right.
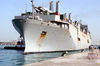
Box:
(36, 31), (47, 51)
(64, 30), (69, 37)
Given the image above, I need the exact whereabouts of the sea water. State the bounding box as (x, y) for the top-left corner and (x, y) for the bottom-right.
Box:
(0, 45), (89, 66)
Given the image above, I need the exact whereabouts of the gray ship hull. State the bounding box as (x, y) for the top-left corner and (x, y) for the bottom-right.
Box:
(12, 19), (91, 54)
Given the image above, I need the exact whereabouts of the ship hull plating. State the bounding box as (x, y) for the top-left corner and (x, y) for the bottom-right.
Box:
(12, 19), (91, 53)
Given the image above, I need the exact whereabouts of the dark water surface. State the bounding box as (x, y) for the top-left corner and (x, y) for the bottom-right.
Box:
(0, 45), (90, 66)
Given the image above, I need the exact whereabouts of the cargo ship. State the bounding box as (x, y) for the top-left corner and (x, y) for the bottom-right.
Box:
(12, 0), (91, 54)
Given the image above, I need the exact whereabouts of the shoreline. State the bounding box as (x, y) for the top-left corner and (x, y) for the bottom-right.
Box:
(23, 49), (100, 66)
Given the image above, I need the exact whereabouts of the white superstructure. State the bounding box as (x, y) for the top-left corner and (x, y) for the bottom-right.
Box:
(12, 0), (91, 54)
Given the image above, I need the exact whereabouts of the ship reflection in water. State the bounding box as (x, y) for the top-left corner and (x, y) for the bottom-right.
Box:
(23, 52), (63, 65)
(0, 45), (87, 66)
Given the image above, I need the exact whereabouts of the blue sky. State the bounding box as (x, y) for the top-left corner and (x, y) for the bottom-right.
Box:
(0, 0), (100, 45)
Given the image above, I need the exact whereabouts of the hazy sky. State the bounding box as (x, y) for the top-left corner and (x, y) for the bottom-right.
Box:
(0, 0), (100, 45)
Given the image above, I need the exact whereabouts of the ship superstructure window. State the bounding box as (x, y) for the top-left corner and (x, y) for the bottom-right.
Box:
(57, 23), (69, 29)
(60, 24), (62, 28)
(50, 21), (69, 29)
(54, 23), (57, 26)
(57, 24), (60, 28)
(62, 24), (64, 28)
(65, 24), (68, 29)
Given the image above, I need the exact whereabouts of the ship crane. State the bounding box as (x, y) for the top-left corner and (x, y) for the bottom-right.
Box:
(31, 0), (34, 19)
(34, 1), (57, 15)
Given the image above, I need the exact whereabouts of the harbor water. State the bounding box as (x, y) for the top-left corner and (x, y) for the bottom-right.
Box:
(0, 45), (98, 66)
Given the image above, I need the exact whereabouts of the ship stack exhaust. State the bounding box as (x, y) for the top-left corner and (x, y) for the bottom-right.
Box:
(56, 1), (60, 13)
(69, 13), (71, 21)
(50, 1), (53, 12)
(69, 13), (72, 23)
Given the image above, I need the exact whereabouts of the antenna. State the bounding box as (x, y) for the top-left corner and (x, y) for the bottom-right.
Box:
(26, 4), (27, 12)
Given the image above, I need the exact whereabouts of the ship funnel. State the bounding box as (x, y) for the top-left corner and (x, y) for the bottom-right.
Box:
(56, 1), (60, 13)
(69, 13), (71, 20)
(50, 1), (53, 12)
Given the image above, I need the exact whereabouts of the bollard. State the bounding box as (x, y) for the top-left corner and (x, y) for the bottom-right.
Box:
(61, 51), (68, 57)
(89, 45), (94, 53)
(99, 46), (100, 51)
(81, 49), (85, 52)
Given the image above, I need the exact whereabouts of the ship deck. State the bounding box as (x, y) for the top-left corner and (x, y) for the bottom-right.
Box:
(23, 49), (100, 66)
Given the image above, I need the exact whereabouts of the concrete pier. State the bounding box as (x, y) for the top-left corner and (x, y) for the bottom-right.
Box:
(23, 49), (100, 66)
